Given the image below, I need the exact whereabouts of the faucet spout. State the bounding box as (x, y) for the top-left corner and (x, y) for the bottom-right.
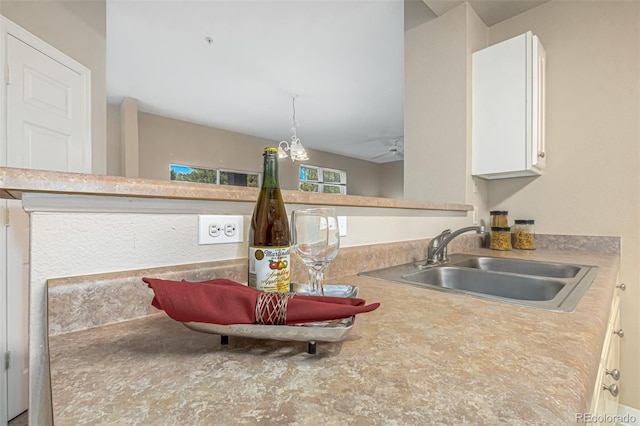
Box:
(425, 225), (485, 266)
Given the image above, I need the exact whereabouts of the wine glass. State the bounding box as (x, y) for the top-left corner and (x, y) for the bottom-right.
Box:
(291, 208), (340, 296)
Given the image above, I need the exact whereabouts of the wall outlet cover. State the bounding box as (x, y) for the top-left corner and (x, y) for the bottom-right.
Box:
(198, 215), (243, 245)
(338, 216), (347, 237)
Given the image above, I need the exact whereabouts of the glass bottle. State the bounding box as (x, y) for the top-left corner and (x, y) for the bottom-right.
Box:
(248, 147), (291, 293)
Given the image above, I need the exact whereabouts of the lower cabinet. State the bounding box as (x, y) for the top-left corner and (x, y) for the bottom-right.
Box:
(589, 284), (623, 423)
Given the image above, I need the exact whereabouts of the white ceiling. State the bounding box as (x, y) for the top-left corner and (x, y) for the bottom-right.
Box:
(106, 0), (547, 164)
(424, 0), (549, 27)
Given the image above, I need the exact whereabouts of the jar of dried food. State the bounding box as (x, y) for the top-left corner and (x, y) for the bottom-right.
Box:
(513, 219), (535, 250)
(489, 227), (512, 251)
(490, 211), (509, 228)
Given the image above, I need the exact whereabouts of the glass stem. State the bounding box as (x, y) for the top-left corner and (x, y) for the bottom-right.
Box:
(308, 268), (325, 296)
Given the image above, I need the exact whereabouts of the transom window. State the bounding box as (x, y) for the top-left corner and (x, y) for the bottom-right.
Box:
(170, 164), (260, 188)
(299, 165), (347, 194)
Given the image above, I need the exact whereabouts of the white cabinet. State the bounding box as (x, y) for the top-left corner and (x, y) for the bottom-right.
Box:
(589, 283), (623, 423)
(472, 31), (546, 179)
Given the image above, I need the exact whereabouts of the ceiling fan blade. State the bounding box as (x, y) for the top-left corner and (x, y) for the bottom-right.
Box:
(381, 138), (404, 148)
(371, 152), (391, 159)
(357, 136), (404, 146)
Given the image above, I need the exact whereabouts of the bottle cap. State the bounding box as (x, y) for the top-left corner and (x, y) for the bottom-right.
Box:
(491, 226), (511, 232)
(514, 219), (535, 224)
(490, 211), (509, 215)
(264, 146), (279, 154)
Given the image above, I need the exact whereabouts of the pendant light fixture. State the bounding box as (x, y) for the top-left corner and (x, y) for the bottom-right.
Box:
(278, 95), (309, 162)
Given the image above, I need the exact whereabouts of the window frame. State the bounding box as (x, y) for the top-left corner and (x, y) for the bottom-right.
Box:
(299, 165), (347, 194)
(170, 163), (261, 188)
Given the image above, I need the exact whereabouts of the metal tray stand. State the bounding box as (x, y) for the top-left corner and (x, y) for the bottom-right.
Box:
(182, 283), (359, 354)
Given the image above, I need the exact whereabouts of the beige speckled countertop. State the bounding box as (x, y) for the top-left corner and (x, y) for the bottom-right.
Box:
(0, 166), (470, 212)
(48, 248), (619, 425)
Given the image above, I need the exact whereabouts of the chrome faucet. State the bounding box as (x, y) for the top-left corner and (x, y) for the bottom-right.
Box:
(427, 229), (452, 264)
(419, 225), (485, 268)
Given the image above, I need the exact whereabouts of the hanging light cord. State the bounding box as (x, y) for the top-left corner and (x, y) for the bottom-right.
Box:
(278, 94), (308, 161)
(291, 96), (299, 140)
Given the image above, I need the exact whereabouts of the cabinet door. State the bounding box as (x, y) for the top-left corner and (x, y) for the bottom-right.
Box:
(590, 293), (621, 424)
(602, 301), (620, 417)
(531, 37), (546, 172)
(472, 31), (545, 179)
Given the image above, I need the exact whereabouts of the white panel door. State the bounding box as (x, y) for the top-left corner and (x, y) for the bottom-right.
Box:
(7, 34), (89, 172)
(3, 24), (91, 421)
(4, 199), (29, 421)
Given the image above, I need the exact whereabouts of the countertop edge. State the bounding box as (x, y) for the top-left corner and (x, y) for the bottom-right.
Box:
(0, 167), (472, 212)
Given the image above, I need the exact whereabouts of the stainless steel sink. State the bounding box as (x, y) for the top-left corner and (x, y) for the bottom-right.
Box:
(453, 257), (580, 278)
(402, 267), (565, 301)
(359, 253), (598, 312)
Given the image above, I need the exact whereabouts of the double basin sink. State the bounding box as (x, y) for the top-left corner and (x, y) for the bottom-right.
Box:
(359, 254), (598, 312)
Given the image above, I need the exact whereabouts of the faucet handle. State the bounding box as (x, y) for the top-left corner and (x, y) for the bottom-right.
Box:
(429, 229), (450, 247)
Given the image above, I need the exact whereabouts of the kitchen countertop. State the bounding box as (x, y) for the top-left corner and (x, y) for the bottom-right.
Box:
(48, 248), (619, 425)
(2, 166), (477, 426)
(0, 166), (470, 212)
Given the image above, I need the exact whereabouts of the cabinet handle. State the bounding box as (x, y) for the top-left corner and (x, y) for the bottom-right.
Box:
(538, 152), (546, 158)
(617, 283), (626, 291)
(614, 329), (625, 338)
(603, 383), (619, 397)
(606, 368), (621, 381)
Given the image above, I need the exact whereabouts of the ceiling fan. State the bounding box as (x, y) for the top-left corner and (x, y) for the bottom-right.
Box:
(371, 138), (404, 160)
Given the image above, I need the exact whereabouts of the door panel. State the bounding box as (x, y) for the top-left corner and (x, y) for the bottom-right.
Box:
(24, 65), (73, 117)
(7, 34), (86, 172)
(6, 200), (29, 420)
(24, 123), (71, 171)
(4, 27), (90, 420)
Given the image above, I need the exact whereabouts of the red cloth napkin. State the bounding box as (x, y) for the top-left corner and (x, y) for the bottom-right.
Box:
(143, 277), (380, 326)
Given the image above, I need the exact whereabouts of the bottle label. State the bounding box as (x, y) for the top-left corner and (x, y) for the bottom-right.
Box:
(248, 246), (291, 293)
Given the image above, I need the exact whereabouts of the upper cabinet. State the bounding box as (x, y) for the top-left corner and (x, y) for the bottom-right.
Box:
(472, 31), (546, 179)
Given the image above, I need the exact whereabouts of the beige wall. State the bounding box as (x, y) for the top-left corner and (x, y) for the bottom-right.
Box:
(379, 160), (404, 199)
(487, 0), (640, 408)
(405, 3), (489, 218)
(1, 0), (107, 175)
(284, 147), (399, 198)
(404, 4), (470, 204)
(106, 105), (121, 176)
(135, 112), (400, 197)
(464, 5), (490, 219)
(137, 112), (269, 183)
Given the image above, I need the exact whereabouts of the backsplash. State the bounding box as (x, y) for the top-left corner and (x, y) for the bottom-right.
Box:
(535, 234), (620, 253)
(47, 233), (616, 336)
(48, 260), (247, 336)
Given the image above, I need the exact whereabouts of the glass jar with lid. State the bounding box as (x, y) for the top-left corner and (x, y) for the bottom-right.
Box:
(490, 211), (509, 228)
(513, 219), (535, 250)
(489, 227), (512, 251)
